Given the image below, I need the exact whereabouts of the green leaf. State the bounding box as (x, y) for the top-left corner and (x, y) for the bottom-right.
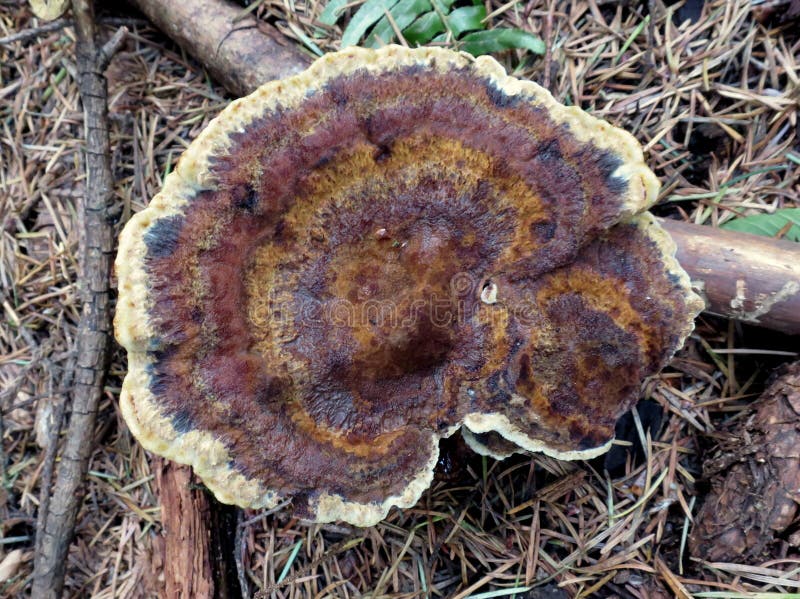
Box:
(402, 11), (446, 45)
(447, 5), (486, 37)
(367, 0), (432, 47)
(342, 0), (402, 47)
(721, 208), (800, 241)
(458, 29), (546, 56)
(319, 0), (350, 25)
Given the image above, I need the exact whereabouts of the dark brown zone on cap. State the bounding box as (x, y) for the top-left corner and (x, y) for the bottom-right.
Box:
(138, 64), (676, 504)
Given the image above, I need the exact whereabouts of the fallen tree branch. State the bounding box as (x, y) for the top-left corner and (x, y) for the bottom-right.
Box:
(661, 219), (800, 335)
(128, 0), (312, 97)
(31, 2), (125, 596)
(126, 0), (800, 336)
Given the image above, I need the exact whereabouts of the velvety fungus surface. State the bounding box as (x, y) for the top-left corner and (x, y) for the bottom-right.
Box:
(115, 46), (702, 525)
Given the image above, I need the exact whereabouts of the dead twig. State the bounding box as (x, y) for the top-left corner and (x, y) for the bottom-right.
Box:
(541, 2), (555, 92)
(235, 509), (250, 598)
(0, 18), (70, 45)
(33, 355), (74, 562)
(152, 458), (216, 597)
(0, 15), (142, 46)
(31, 1), (125, 596)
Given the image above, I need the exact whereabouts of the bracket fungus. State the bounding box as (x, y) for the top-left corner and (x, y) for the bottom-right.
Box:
(115, 46), (703, 526)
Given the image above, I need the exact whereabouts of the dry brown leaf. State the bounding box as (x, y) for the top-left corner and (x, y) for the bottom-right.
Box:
(28, 0), (69, 21)
(0, 549), (24, 583)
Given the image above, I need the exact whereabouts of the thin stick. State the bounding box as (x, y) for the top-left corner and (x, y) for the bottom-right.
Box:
(33, 356), (75, 559)
(542, 2), (555, 92)
(0, 16), (141, 46)
(31, 1), (125, 595)
(0, 18), (70, 45)
(235, 509), (250, 598)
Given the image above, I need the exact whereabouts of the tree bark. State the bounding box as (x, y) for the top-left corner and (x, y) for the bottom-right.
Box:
(153, 459), (216, 598)
(661, 219), (800, 336)
(128, 0), (312, 98)
(31, 3), (124, 597)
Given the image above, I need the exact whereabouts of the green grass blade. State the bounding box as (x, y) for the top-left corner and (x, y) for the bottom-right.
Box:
(367, 0), (432, 47)
(613, 14), (650, 64)
(721, 208), (800, 241)
(458, 28), (545, 56)
(277, 540), (303, 583)
(724, 164), (787, 187)
(342, 0), (402, 47)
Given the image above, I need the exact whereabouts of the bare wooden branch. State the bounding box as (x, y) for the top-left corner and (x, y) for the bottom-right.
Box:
(31, 1), (124, 596)
(127, 0), (312, 98)
(235, 511), (250, 599)
(661, 219), (800, 336)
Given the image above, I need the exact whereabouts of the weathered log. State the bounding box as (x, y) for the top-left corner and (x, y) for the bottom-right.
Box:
(661, 219), (800, 336)
(128, 0), (312, 97)
(126, 0), (800, 337)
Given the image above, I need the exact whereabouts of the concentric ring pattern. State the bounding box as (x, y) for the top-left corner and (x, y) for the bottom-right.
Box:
(115, 46), (703, 525)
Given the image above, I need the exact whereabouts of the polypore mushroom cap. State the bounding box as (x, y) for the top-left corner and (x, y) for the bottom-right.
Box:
(115, 45), (702, 526)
